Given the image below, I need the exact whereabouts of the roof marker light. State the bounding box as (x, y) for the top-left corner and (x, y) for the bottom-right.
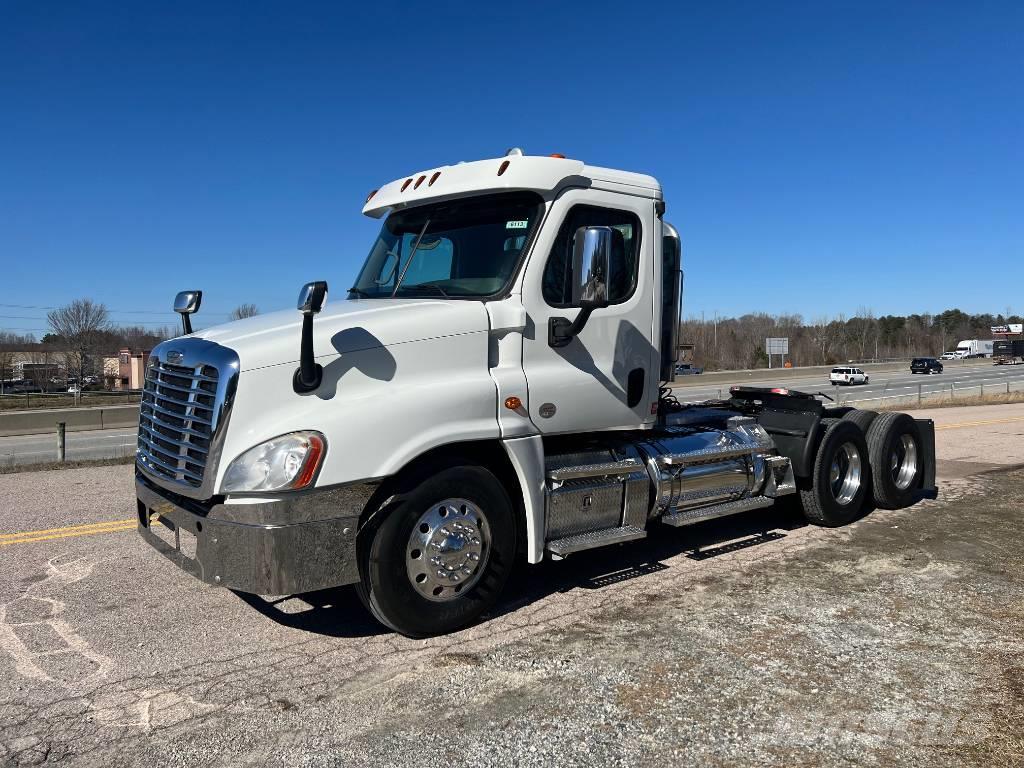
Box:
(365, 189), (378, 203)
(428, 171), (440, 186)
(498, 160), (510, 176)
(414, 175), (426, 189)
(549, 153), (566, 159)
(401, 178), (413, 192)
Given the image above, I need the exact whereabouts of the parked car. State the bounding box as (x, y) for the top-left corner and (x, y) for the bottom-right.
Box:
(829, 367), (869, 385)
(674, 363), (703, 375)
(67, 385), (81, 394)
(939, 352), (957, 360)
(911, 358), (943, 374)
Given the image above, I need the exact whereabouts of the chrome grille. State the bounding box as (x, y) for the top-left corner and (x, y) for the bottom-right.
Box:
(138, 360), (220, 488)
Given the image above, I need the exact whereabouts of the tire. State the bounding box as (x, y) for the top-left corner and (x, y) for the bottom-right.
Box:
(824, 406), (854, 419)
(355, 464), (516, 637)
(841, 408), (878, 434)
(798, 419), (871, 527)
(865, 412), (922, 510)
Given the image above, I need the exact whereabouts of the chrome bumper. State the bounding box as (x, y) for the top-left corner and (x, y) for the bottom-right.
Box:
(135, 473), (373, 595)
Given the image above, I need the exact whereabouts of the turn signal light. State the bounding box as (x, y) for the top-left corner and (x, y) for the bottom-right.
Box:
(504, 396), (522, 410)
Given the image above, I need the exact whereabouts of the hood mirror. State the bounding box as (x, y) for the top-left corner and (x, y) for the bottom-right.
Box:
(174, 290), (202, 335)
(297, 281), (328, 315)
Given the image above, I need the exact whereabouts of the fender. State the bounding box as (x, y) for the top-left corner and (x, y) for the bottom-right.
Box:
(501, 434), (546, 563)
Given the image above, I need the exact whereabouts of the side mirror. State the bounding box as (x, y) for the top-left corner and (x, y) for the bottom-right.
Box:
(294, 281), (328, 393)
(571, 226), (615, 309)
(174, 290), (202, 335)
(549, 226), (623, 347)
(297, 281), (328, 315)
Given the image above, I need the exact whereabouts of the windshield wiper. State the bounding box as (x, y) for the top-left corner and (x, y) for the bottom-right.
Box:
(391, 218), (431, 297)
(347, 286), (373, 298)
(396, 282), (450, 298)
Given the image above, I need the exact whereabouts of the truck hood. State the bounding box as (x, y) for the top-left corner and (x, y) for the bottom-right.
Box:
(190, 298), (490, 371)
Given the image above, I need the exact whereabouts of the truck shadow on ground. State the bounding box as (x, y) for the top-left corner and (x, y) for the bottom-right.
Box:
(234, 501), (817, 639)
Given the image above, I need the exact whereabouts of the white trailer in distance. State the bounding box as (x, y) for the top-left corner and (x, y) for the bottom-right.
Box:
(135, 150), (938, 637)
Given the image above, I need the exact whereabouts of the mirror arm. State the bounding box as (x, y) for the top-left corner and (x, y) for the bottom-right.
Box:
(181, 315), (193, 336)
(293, 314), (323, 393)
(548, 303), (598, 348)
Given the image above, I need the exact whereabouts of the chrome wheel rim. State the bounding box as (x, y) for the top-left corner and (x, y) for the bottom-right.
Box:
(406, 498), (490, 602)
(891, 433), (918, 491)
(829, 442), (862, 506)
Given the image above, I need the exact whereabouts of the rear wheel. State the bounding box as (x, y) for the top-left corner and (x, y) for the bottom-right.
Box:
(799, 419), (870, 527)
(865, 412), (922, 509)
(356, 464), (516, 637)
(841, 408), (878, 434)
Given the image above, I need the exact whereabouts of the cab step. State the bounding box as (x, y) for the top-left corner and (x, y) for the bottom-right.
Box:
(546, 525), (647, 558)
(660, 495), (774, 528)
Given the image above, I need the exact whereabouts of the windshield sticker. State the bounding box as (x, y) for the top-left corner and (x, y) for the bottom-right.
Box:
(506, 220), (528, 229)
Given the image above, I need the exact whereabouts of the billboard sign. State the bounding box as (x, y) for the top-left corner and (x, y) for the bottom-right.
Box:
(765, 337), (789, 355)
(991, 324), (1023, 335)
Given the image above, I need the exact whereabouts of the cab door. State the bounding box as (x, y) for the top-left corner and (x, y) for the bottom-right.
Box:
(519, 189), (659, 435)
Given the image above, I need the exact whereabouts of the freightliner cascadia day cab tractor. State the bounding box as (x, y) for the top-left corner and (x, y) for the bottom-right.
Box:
(135, 150), (938, 637)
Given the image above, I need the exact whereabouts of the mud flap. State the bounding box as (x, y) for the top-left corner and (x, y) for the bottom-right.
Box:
(915, 418), (939, 499)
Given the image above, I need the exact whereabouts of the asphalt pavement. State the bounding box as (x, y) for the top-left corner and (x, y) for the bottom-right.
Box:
(1, 404), (1023, 766)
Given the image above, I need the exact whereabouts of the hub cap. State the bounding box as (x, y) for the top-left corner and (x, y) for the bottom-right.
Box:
(891, 433), (918, 491)
(829, 442), (863, 506)
(406, 499), (490, 602)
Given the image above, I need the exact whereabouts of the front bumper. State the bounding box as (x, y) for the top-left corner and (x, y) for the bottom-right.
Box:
(136, 472), (374, 595)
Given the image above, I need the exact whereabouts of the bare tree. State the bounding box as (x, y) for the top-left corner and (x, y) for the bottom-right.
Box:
(229, 304), (259, 321)
(46, 299), (111, 385)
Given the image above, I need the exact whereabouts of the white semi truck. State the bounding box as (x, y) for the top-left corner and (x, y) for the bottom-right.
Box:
(135, 150), (937, 637)
(953, 339), (994, 359)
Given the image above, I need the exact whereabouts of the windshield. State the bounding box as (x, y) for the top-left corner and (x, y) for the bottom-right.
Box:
(349, 192), (544, 299)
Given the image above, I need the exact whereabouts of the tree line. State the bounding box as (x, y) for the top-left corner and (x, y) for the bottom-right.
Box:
(0, 299), (259, 386)
(681, 308), (1023, 371)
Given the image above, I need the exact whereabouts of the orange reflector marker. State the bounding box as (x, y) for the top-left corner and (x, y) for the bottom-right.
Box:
(504, 396), (522, 410)
(291, 434), (325, 490)
(365, 189), (378, 203)
(428, 171), (440, 186)
(549, 153), (566, 159)
(497, 160), (510, 176)
(414, 175), (426, 189)
(401, 178), (413, 192)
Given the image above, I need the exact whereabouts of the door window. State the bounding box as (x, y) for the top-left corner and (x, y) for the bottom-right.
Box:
(542, 205), (642, 307)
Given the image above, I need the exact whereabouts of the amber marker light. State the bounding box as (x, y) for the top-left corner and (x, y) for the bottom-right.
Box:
(504, 396), (522, 410)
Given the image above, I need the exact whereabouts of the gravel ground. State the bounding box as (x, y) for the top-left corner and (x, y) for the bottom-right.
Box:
(1, 405), (1023, 767)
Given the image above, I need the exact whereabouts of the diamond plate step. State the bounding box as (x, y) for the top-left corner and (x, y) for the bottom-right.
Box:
(660, 495), (774, 528)
(546, 525), (647, 557)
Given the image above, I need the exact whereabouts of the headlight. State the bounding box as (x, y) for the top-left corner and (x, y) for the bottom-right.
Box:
(221, 431), (326, 493)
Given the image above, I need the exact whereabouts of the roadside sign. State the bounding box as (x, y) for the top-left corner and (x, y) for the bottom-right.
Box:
(765, 337), (789, 355)
(991, 324), (1023, 335)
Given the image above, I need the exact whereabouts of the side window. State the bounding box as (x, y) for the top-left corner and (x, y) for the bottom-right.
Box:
(542, 205), (641, 307)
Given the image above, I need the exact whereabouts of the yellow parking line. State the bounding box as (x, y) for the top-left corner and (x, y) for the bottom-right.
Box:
(935, 416), (1024, 430)
(0, 519), (137, 547)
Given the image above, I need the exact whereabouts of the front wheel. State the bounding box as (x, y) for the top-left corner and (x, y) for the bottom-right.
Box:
(356, 465), (516, 637)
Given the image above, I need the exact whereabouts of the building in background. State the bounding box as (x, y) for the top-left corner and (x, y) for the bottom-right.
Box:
(103, 347), (150, 390)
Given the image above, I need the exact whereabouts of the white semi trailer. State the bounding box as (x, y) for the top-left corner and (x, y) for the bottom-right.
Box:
(135, 150), (937, 637)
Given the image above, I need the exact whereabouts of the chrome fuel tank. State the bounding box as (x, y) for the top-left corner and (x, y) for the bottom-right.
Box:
(638, 418), (771, 514)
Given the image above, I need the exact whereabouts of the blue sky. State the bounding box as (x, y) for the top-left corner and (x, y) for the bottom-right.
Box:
(2, 0), (1022, 335)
